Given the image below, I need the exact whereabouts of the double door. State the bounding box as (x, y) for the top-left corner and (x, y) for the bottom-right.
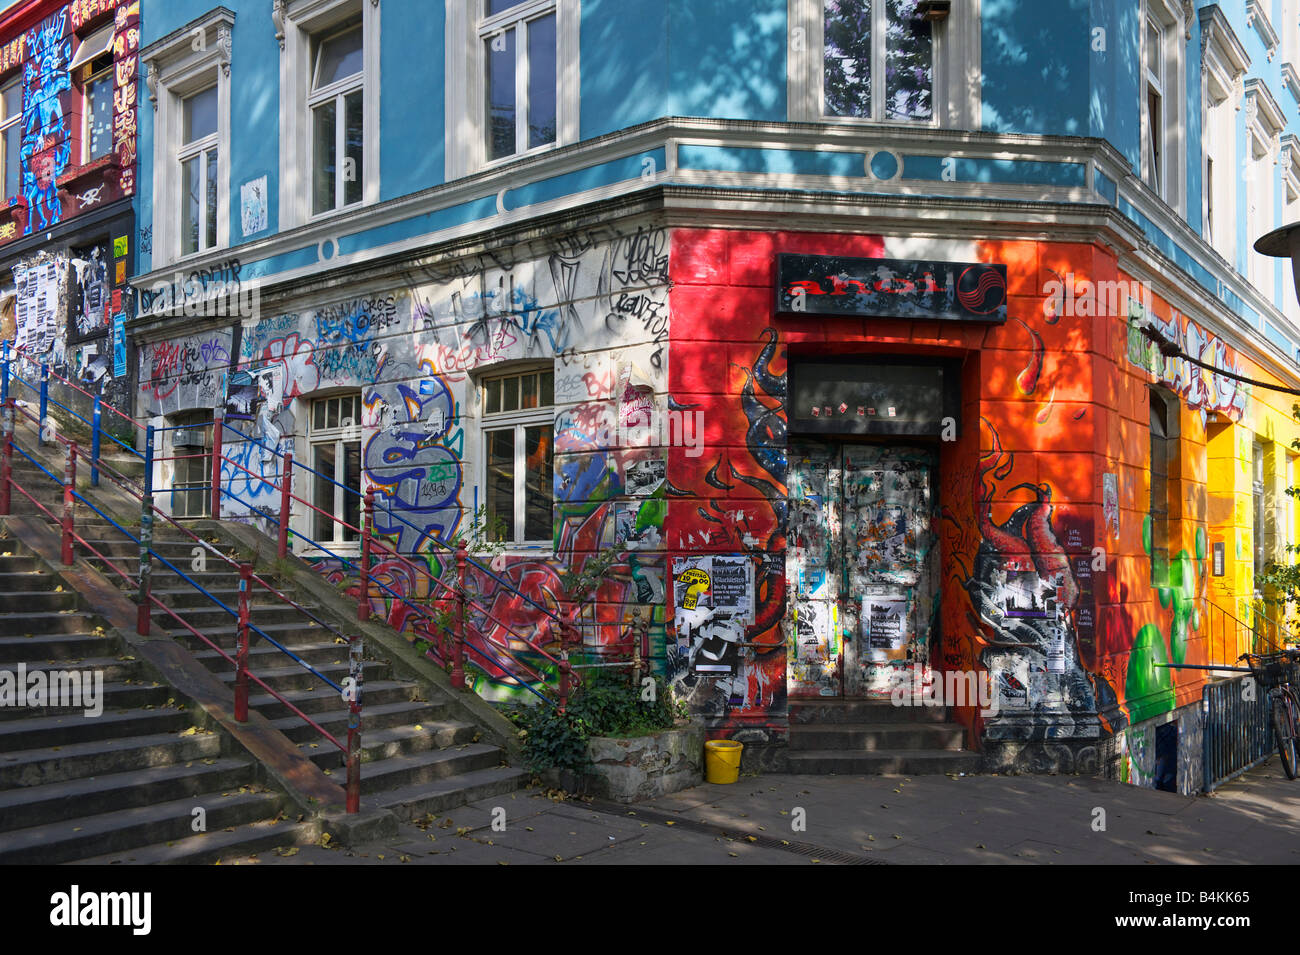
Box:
(786, 441), (939, 698)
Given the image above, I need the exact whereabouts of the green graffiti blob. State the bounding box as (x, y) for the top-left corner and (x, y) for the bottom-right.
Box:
(1125, 623), (1176, 723)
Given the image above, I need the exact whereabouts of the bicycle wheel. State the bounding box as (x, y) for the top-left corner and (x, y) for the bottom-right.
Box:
(1272, 692), (1299, 780)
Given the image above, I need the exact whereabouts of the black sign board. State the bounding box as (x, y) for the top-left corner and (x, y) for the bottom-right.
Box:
(776, 253), (1008, 323)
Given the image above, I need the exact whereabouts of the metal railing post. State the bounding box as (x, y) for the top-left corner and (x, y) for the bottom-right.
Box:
(346, 635), (363, 814)
(558, 599), (573, 715)
(137, 425), (154, 636)
(90, 395), (101, 487)
(61, 442), (77, 565)
(278, 451), (293, 558)
(358, 491), (374, 622)
(0, 399), (12, 517)
(38, 363), (48, 445)
(235, 562), (251, 722)
(451, 541), (468, 689)
(210, 408), (224, 519)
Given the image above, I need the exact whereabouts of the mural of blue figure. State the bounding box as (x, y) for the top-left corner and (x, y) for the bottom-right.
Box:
(21, 11), (71, 236)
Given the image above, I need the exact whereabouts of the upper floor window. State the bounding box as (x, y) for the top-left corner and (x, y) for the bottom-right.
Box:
(1199, 3), (1248, 262)
(180, 85), (219, 256)
(1245, 80), (1284, 295)
(0, 77), (19, 202)
(445, 0), (577, 179)
(69, 23), (115, 164)
(481, 366), (554, 547)
(481, 0), (557, 160)
(788, 0), (977, 128)
(1140, 0), (1187, 214)
(309, 19), (363, 215)
(824, 0), (932, 122)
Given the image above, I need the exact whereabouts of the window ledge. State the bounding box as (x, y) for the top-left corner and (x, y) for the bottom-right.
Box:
(57, 154), (120, 189)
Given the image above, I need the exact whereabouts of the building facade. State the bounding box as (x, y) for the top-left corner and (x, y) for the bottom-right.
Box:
(116, 0), (1300, 793)
(0, 0), (140, 419)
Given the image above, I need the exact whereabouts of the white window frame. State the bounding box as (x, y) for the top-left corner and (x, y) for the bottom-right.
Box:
(143, 10), (233, 266)
(787, 0), (979, 129)
(1283, 137), (1300, 327)
(479, 366), (554, 550)
(1245, 79), (1284, 298)
(307, 19), (364, 216)
(278, 0), (380, 231)
(178, 86), (220, 257)
(1199, 4), (1248, 265)
(1140, 0), (1186, 215)
(0, 75), (20, 203)
(307, 391), (364, 551)
(445, 0), (579, 181)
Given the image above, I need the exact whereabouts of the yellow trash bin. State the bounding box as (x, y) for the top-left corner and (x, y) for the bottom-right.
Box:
(704, 739), (743, 784)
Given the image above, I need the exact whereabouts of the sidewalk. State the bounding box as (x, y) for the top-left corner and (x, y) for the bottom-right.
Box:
(220, 758), (1300, 866)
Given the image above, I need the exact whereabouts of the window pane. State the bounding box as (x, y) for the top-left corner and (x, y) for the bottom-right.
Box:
(486, 377), (501, 414)
(343, 440), (361, 542)
(527, 13), (556, 149)
(3, 124), (19, 200)
(523, 424), (553, 542)
(313, 400), (326, 430)
(182, 155), (200, 255)
(540, 369), (553, 406)
(314, 443), (337, 542)
(327, 398), (339, 429)
(344, 89), (363, 205)
(313, 100), (337, 214)
(885, 0), (932, 120)
(183, 86), (218, 143)
(205, 148), (218, 250)
(87, 72), (113, 160)
(486, 27), (516, 159)
(315, 24), (363, 89)
(1146, 20), (1160, 80)
(486, 429), (515, 542)
(2, 81), (19, 119)
(501, 375), (519, 412)
(487, 0), (529, 14)
(521, 372), (537, 409)
(824, 0), (871, 118)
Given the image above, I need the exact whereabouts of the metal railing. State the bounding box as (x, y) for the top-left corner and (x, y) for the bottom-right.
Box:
(0, 395), (364, 813)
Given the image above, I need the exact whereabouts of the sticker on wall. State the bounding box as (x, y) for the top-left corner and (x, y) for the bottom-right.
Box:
(864, 596), (907, 650)
(672, 555), (752, 675)
(1103, 472), (1119, 539)
(241, 176), (268, 237)
(112, 235), (128, 258)
(111, 312), (125, 378)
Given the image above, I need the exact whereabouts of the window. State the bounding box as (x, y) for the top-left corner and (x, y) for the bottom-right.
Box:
(788, 0), (978, 128)
(70, 23), (115, 164)
(310, 393), (362, 546)
(1140, 0), (1187, 213)
(1245, 80), (1285, 296)
(1253, 442), (1267, 590)
(0, 77), (20, 201)
(481, 367), (554, 546)
(481, 0), (557, 160)
(142, 9), (232, 265)
(179, 86), (219, 256)
(444, 0), (577, 179)
(824, 0), (933, 122)
(309, 20), (363, 215)
(278, 0), (379, 229)
(1199, 5), (1248, 261)
(169, 413), (211, 519)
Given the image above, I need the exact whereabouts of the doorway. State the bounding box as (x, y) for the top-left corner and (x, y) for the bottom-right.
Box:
(786, 440), (940, 698)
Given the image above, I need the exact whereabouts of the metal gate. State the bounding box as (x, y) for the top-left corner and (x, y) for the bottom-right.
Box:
(1202, 675), (1273, 793)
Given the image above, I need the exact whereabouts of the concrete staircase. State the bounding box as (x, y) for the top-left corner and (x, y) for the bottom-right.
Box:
(0, 419), (525, 862)
(786, 699), (983, 775)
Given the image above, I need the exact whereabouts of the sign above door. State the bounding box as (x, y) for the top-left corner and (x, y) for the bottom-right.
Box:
(776, 253), (1008, 323)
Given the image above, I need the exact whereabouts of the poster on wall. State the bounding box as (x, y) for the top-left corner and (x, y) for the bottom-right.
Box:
(70, 246), (110, 338)
(672, 555), (754, 674)
(111, 312), (126, 378)
(13, 257), (66, 360)
(864, 596), (907, 649)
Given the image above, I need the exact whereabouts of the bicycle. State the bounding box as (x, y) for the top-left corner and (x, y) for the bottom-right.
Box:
(1240, 649), (1300, 780)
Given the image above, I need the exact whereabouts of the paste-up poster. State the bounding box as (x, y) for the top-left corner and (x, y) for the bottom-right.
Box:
(864, 596), (907, 649)
(672, 555), (754, 674)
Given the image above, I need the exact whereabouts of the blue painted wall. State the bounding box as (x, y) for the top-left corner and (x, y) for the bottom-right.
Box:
(981, 0), (1091, 137)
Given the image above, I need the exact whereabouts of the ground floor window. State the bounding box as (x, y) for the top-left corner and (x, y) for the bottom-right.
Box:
(482, 367), (553, 545)
(310, 393), (362, 546)
(169, 412), (211, 518)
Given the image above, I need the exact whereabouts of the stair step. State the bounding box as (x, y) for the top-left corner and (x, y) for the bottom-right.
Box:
(789, 699), (953, 724)
(0, 682), (171, 721)
(0, 756), (255, 832)
(783, 749), (984, 775)
(0, 705), (194, 752)
(357, 743), (503, 793)
(788, 722), (967, 751)
(373, 765), (529, 820)
(0, 788), (284, 864)
(0, 631), (120, 663)
(246, 679), (424, 720)
(72, 818), (318, 866)
(269, 699), (450, 740)
(305, 721), (478, 767)
(0, 611), (113, 636)
(0, 728), (223, 787)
